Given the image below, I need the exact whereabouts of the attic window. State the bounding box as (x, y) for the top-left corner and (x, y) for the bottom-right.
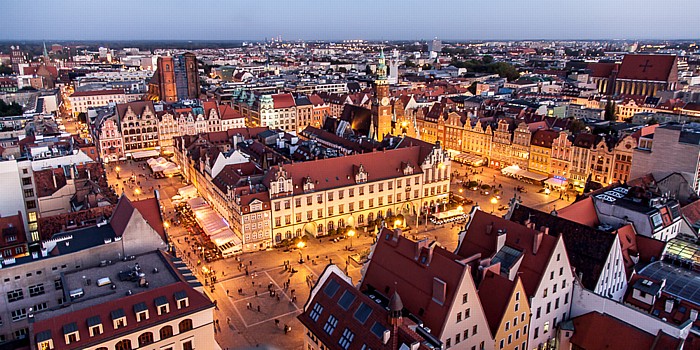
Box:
(86, 316), (103, 337)
(36, 330), (54, 350)
(174, 291), (189, 309)
(134, 302), (149, 321)
(63, 322), (80, 345)
(155, 296), (170, 315)
(111, 308), (127, 329)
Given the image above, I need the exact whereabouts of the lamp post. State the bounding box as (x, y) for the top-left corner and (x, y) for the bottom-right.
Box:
(115, 166), (121, 179)
(134, 187), (141, 200)
(490, 197), (498, 213)
(347, 229), (355, 249)
(297, 241), (305, 263)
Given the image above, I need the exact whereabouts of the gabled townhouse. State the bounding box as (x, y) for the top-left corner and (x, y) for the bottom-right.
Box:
(549, 131), (572, 184)
(570, 133), (596, 192)
(528, 129), (558, 176)
(458, 208), (574, 350)
(490, 119), (515, 169)
(361, 229), (494, 350)
(508, 204), (628, 302)
(479, 272), (531, 350)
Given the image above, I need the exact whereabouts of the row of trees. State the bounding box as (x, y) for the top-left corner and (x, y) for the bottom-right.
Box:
(450, 56), (520, 81)
(0, 100), (22, 117)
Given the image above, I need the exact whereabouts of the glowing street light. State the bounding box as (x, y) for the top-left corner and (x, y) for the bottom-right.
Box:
(296, 241), (306, 249)
(394, 219), (402, 228)
(347, 229), (355, 248)
(163, 221), (170, 229)
(490, 196), (498, 213)
(115, 166), (121, 179)
(297, 241), (306, 263)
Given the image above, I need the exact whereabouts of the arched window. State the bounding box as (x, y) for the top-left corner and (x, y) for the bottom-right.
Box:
(378, 210), (383, 219)
(328, 221), (334, 231)
(138, 332), (153, 347)
(317, 224), (323, 233)
(368, 213), (374, 223)
(159, 325), (173, 339)
(115, 339), (132, 350)
(179, 319), (193, 333)
(358, 214), (364, 224)
(295, 229), (301, 237)
(285, 231), (291, 239)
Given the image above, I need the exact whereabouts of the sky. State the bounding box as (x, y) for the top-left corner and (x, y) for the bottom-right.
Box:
(1, 0), (699, 41)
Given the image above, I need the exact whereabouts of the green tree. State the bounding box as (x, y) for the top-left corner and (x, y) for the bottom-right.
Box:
(0, 100), (23, 117)
(365, 65), (373, 75)
(0, 65), (12, 75)
(481, 55), (494, 64)
(492, 62), (520, 81)
(404, 58), (417, 68)
(569, 119), (586, 134)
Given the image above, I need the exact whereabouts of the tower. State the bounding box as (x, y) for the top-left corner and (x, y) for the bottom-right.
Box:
(157, 56), (177, 102)
(42, 41), (49, 65)
(372, 48), (392, 141)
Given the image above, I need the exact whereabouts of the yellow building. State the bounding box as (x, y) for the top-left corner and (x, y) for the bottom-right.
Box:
(479, 272), (531, 350)
(528, 129), (558, 176)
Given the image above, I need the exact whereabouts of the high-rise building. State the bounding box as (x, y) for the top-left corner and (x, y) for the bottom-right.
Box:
(10, 45), (25, 73)
(428, 38), (442, 54)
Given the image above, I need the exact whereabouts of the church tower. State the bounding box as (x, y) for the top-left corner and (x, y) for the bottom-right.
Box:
(373, 48), (393, 141)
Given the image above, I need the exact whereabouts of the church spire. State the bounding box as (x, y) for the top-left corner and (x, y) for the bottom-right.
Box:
(42, 41), (49, 65)
(377, 47), (387, 81)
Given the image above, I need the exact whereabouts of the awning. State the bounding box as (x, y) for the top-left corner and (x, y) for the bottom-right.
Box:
(502, 165), (521, 176)
(452, 153), (485, 166)
(131, 149), (160, 159)
(545, 177), (568, 187)
(516, 170), (548, 182)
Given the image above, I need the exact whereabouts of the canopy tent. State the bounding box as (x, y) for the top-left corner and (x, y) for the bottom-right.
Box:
(452, 153), (486, 166)
(501, 165), (522, 176)
(545, 177), (568, 188)
(147, 157), (180, 174)
(179, 185), (198, 199)
(187, 196), (243, 256)
(130, 149), (160, 160)
(516, 170), (548, 182)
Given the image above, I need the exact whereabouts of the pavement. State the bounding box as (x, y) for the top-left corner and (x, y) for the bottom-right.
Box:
(103, 159), (572, 350)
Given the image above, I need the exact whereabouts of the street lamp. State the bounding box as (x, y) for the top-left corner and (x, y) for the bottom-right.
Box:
(134, 188), (141, 199)
(394, 219), (402, 229)
(115, 166), (121, 179)
(490, 197), (498, 213)
(163, 221), (170, 229)
(347, 229), (355, 248)
(297, 241), (305, 263)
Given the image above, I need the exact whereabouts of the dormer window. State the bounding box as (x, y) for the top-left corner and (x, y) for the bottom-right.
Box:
(36, 330), (53, 350)
(355, 164), (368, 184)
(134, 302), (149, 322)
(87, 316), (103, 337)
(63, 322), (80, 345)
(155, 296), (170, 315)
(174, 291), (189, 309)
(111, 308), (127, 329)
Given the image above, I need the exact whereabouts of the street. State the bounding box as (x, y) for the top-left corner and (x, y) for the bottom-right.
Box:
(103, 159), (572, 349)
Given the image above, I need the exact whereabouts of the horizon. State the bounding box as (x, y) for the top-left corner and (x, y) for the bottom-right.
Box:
(2, 0), (699, 41)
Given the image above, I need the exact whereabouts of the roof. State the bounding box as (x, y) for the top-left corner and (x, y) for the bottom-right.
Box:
(530, 129), (559, 148)
(262, 147), (424, 195)
(298, 267), (430, 350)
(109, 194), (135, 237)
(457, 210), (559, 297)
(70, 89), (124, 98)
(116, 101), (155, 119)
(0, 212), (26, 249)
(557, 197), (600, 227)
(509, 204), (617, 290)
(570, 312), (673, 350)
(339, 104), (373, 136)
(32, 281), (212, 350)
(218, 104), (243, 120)
(617, 55), (677, 82)
(272, 93), (296, 109)
(360, 229), (473, 336)
(131, 197), (165, 241)
(587, 62), (617, 78)
(478, 271), (519, 336)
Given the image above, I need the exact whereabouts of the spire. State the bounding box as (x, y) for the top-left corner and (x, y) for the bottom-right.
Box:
(42, 41), (49, 65)
(377, 47), (387, 81)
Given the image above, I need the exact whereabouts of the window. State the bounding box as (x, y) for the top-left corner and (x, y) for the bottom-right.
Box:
(559, 267), (564, 276)
(472, 325), (477, 335)
(324, 315), (338, 335)
(547, 302), (551, 314)
(457, 312), (462, 322)
(179, 319), (193, 333)
(456, 333), (461, 344)
(33, 302), (48, 312)
(446, 338), (451, 349)
(565, 293), (569, 304)
(183, 340), (194, 350)
(555, 298), (560, 309)
(465, 308), (471, 318)
(24, 189), (34, 197)
(562, 280), (567, 289)
(310, 303), (323, 322)
(159, 325), (173, 339)
(115, 339), (132, 350)
(550, 271), (554, 280)
(543, 288), (548, 298)
(29, 284), (45, 297)
(11, 308), (27, 322)
(7, 289), (23, 303)
(464, 329), (469, 339)
(499, 340), (504, 349)
(553, 284), (557, 293)
(534, 327), (539, 338)
(338, 328), (355, 349)
(536, 307), (541, 318)
(138, 332), (153, 347)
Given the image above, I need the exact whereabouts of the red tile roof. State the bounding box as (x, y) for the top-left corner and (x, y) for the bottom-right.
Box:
(70, 89), (125, 97)
(32, 281), (212, 350)
(272, 93), (296, 109)
(299, 267), (430, 350)
(557, 197), (600, 227)
(33, 168), (68, 197)
(0, 212), (26, 249)
(218, 104), (243, 120)
(360, 229), (475, 336)
(308, 94), (325, 106)
(131, 197), (165, 241)
(456, 210), (558, 297)
(478, 271), (519, 336)
(116, 101), (155, 119)
(570, 312), (662, 349)
(530, 129), (558, 148)
(617, 55), (677, 82)
(109, 194), (135, 237)
(263, 147), (423, 195)
(587, 62), (618, 78)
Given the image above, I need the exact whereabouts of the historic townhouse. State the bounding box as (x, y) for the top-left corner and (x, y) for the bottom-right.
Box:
(156, 111), (179, 152)
(511, 122), (532, 170)
(589, 138), (615, 186)
(259, 93), (297, 132)
(459, 208), (575, 350)
(361, 230), (494, 350)
(570, 133), (596, 191)
(550, 131), (572, 180)
(69, 89), (126, 117)
(263, 142), (450, 242)
(462, 119), (493, 163)
(94, 114), (124, 162)
(528, 130), (558, 176)
(479, 273), (531, 350)
(443, 111), (466, 152)
(611, 134), (636, 184)
(490, 119), (514, 169)
(116, 101), (160, 154)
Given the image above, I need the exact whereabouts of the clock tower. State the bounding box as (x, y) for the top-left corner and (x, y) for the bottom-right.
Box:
(373, 48), (393, 141)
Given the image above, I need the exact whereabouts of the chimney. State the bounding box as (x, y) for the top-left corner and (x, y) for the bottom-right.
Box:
(665, 299), (674, 313)
(533, 230), (544, 255)
(52, 170), (57, 188)
(496, 229), (507, 252)
(690, 309), (698, 322)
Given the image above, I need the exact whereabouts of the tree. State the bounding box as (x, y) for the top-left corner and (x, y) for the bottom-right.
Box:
(0, 65), (12, 75)
(0, 100), (23, 117)
(404, 58), (417, 68)
(569, 119), (586, 134)
(481, 55), (494, 64)
(492, 62), (520, 81)
(604, 100), (616, 121)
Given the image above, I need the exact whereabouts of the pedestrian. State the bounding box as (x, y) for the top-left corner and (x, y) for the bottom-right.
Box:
(249, 260), (253, 266)
(226, 289), (230, 296)
(275, 319), (280, 327)
(277, 294), (280, 302)
(255, 290), (258, 297)
(257, 305), (261, 312)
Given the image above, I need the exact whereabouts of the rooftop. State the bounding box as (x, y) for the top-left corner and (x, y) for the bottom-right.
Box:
(638, 261), (700, 306)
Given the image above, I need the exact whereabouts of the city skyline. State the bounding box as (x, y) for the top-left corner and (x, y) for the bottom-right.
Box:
(2, 0), (700, 41)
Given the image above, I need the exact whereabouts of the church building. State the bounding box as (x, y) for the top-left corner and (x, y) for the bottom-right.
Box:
(589, 54), (678, 97)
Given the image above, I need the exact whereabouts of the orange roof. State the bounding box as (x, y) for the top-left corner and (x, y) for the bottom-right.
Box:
(272, 93), (295, 109)
(478, 272), (520, 336)
(570, 312), (659, 349)
(557, 197), (600, 227)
